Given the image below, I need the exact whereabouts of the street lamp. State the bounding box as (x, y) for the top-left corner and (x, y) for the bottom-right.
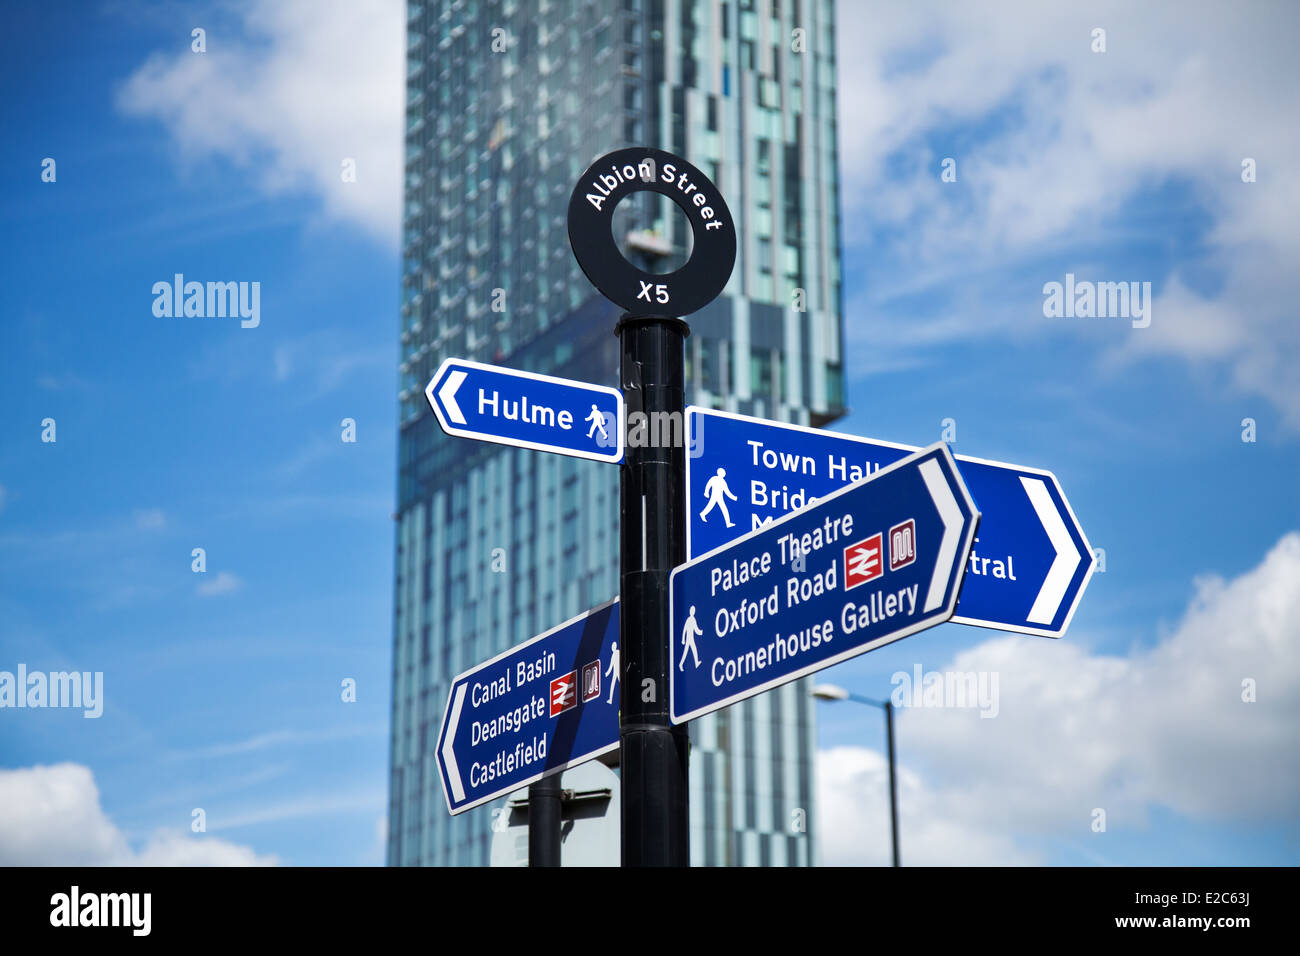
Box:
(811, 683), (900, 867)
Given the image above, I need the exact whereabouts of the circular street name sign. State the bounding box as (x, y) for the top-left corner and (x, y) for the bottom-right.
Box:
(568, 147), (737, 318)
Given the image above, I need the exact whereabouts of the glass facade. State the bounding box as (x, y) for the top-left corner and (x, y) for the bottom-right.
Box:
(391, 0), (843, 866)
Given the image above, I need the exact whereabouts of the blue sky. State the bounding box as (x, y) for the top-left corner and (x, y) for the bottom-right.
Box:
(2, 0), (1297, 866)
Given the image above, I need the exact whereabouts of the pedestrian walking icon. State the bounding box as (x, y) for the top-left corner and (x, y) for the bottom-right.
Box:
(699, 467), (737, 528)
(605, 642), (620, 705)
(679, 606), (702, 671)
(586, 404), (609, 442)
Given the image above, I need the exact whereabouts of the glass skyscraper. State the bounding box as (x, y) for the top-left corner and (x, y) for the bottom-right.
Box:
(391, 0), (843, 866)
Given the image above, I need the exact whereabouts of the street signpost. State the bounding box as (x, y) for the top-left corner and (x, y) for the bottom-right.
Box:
(671, 444), (979, 724)
(686, 407), (1094, 638)
(426, 357), (624, 464)
(436, 599), (621, 816)
(566, 146), (740, 866)
(422, 145), (1099, 868)
(489, 761), (621, 868)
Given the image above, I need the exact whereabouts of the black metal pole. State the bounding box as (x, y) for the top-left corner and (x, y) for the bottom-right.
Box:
(528, 775), (562, 867)
(884, 701), (900, 867)
(616, 312), (691, 867)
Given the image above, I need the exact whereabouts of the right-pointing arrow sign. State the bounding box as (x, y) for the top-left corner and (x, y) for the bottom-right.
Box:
(945, 457), (1093, 637)
(686, 407), (1096, 638)
(1020, 477), (1083, 625)
(920, 457), (964, 613)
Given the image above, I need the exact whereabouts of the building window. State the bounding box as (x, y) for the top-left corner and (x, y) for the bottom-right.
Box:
(751, 348), (773, 399)
(825, 363), (843, 409)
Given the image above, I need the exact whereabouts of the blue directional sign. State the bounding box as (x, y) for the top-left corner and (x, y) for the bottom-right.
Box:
(436, 599), (621, 815)
(671, 444), (979, 724)
(686, 407), (1095, 638)
(426, 358), (624, 463)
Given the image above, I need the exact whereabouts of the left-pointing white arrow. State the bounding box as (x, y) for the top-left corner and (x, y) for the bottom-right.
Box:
(1021, 477), (1082, 625)
(439, 370), (468, 425)
(442, 684), (467, 803)
(920, 458), (963, 613)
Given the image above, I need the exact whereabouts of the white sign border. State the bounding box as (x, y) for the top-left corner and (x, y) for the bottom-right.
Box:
(426, 357), (625, 465)
(669, 443), (979, 725)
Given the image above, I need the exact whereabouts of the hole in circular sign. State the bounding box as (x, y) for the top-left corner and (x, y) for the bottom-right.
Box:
(610, 190), (695, 275)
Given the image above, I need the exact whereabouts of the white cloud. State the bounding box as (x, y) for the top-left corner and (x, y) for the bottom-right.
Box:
(37, 373), (91, 391)
(133, 508), (167, 531)
(117, 0), (403, 245)
(817, 745), (1037, 866)
(820, 532), (1300, 863)
(207, 790), (386, 832)
(273, 437), (340, 481)
(0, 764), (276, 866)
(1111, 262), (1300, 427)
(836, 0), (1300, 424)
(132, 830), (276, 866)
(197, 571), (242, 597)
(188, 328), (392, 397)
(906, 532), (1300, 826)
(191, 724), (384, 758)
